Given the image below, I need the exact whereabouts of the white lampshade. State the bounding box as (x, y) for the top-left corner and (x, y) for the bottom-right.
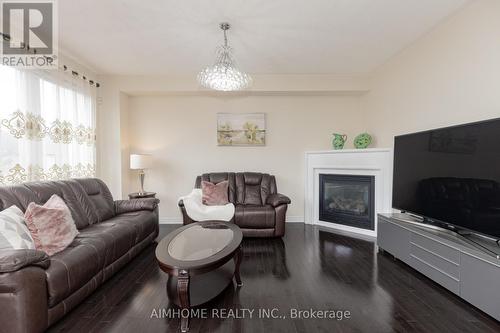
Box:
(130, 154), (152, 170)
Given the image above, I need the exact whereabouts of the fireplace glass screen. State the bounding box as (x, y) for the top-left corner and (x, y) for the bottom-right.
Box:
(319, 174), (375, 230)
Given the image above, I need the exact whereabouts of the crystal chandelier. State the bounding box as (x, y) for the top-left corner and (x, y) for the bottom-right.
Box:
(197, 23), (252, 91)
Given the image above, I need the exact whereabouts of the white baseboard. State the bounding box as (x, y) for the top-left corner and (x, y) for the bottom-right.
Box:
(159, 217), (183, 224)
(286, 216), (304, 223)
(316, 224), (376, 241)
(159, 216), (305, 225)
(314, 220), (377, 238)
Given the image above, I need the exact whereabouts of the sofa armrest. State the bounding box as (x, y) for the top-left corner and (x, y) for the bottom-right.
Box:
(0, 265), (49, 333)
(114, 198), (160, 215)
(0, 249), (50, 274)
(267, 193), (291, 207)
(178, 200), (198, 225)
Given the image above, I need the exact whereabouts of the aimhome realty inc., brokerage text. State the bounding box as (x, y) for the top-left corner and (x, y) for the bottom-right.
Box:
(150, 307), (352, 321)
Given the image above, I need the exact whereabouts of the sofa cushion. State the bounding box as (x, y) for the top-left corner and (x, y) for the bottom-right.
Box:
(74, 179), (115, 222)
(235, 173), (277, 205)
(244, 184), (262, 205)
(70, 236), (107, 270)
(63, 179), (100, 226)
(0, 185), (37, 212)
(105, 211), (158, 245)
(45, 243), (101, 307)
(0, 186), (26, 212)
(0, 180), (99, 229)
(235, 205), (275, 229)
(75, 221), (136, 266)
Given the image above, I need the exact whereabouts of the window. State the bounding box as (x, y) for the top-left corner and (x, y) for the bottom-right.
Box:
(0, 65), (96, 185)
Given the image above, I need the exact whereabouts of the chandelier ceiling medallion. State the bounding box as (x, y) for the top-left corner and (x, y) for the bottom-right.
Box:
(197, 23), (252, 91)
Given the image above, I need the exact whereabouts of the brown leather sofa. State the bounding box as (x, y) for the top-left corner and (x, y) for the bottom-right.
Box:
(0, 178), (159, 333)
(179, 172), (291, 237)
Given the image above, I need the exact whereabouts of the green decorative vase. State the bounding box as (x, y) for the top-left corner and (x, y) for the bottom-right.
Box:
(354, 133), (372, 149)
(332, 133), (347, 150)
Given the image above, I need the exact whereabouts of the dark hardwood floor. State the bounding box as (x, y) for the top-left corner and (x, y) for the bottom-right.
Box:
(48, 224), (500, 333)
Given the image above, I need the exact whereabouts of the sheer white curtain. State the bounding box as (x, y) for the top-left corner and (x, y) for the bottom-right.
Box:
(0, 65), (96, 185)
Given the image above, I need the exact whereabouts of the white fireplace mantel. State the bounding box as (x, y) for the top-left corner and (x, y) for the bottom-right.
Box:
(304, 148), (393, 237)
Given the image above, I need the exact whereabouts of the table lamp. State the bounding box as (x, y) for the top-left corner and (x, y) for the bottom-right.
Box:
(130, 154), (152, 195)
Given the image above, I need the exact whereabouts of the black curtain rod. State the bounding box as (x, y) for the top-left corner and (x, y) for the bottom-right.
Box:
(62, 65), (100, 88)
(1, 32), (100, 88)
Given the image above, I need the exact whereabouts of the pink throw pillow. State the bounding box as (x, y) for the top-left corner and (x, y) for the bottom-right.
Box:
(24, 194), (79, 256)
(202, 180), (229, 206)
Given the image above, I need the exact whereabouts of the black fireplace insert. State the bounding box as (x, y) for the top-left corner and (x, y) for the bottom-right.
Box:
(319, 174), (375, 230)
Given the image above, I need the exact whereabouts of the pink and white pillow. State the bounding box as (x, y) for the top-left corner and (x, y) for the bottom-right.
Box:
(201, 180), (229, 206)
(24, 194), (79, 256)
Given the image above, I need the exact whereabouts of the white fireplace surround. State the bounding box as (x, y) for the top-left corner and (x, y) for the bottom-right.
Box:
(305, 148), (393, 237)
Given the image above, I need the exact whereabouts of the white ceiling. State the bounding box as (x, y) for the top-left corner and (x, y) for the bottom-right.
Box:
(59, 0), (469, 75)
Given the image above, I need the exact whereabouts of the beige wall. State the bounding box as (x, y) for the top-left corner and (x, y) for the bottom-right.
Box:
(125, 94), (365, 222)
(119, 93), (131, 199)
(96, 75), (369, 201)
(364, 0), (500, 147)
(96, 78), (122, 197)
(96, 0), (500, 223)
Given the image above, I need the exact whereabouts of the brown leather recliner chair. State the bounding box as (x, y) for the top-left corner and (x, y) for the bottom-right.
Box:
(179, 172), (291, 237)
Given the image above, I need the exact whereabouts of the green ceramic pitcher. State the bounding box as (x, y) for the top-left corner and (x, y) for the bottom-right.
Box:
(332, 133), (347, 150)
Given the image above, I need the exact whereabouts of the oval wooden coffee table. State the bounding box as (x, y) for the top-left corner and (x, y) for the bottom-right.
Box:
(155, 221), (243, 332)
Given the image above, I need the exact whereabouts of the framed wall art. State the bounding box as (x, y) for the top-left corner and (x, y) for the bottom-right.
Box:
(217, 113), (266, 146)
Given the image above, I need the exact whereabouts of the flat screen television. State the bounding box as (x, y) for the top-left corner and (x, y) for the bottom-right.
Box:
(393, 118), (500, 241)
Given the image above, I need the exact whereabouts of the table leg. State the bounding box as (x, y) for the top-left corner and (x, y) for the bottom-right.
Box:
(177, 270), (190, 332)
(234, 246), (243, 287)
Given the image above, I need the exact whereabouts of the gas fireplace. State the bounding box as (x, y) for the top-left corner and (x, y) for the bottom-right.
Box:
(319, 174), (375, 230)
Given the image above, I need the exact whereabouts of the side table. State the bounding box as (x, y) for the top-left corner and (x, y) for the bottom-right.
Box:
(128, 192), (156, 199)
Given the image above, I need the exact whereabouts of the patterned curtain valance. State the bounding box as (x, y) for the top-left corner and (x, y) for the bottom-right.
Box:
(0, 163), (95, 185)
(1, 110), (95, 145)
(0, 65), (97, 186)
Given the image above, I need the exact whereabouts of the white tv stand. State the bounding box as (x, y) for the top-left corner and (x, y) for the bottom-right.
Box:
(378, 213), (500, 321)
